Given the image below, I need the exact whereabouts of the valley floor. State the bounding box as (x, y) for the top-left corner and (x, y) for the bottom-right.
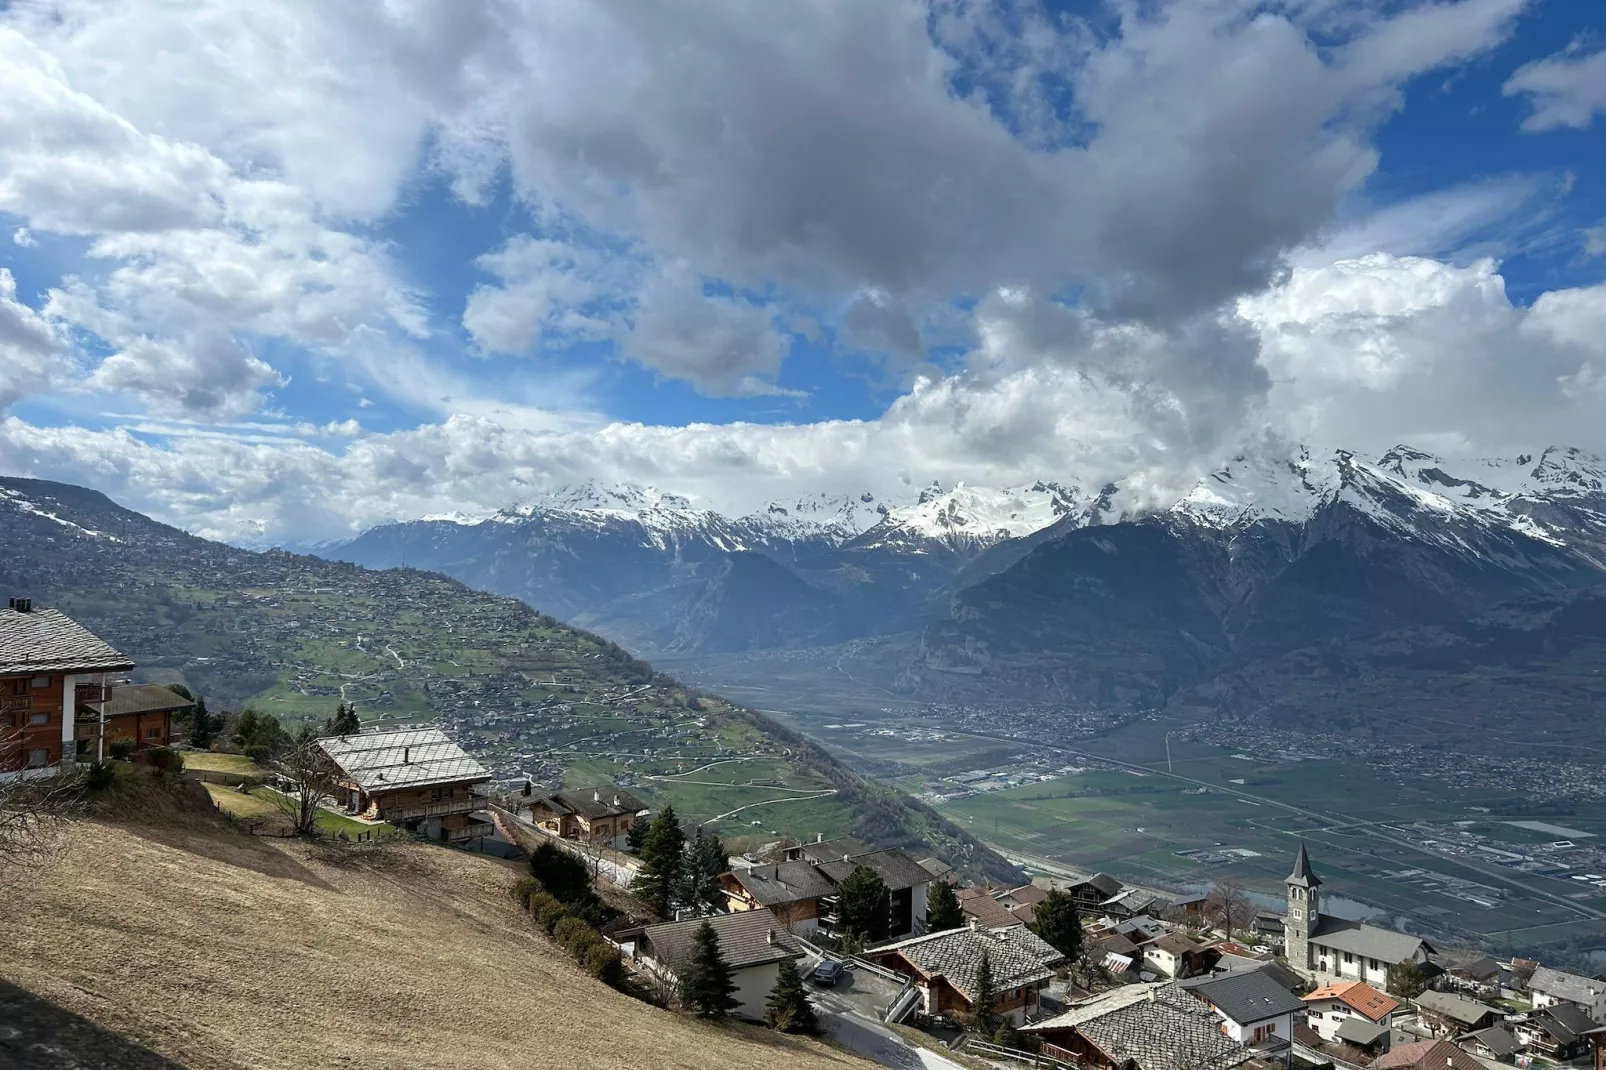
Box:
(0, 815), (864, 1070)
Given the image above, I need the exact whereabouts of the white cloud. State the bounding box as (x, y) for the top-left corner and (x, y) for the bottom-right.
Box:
(1505, 42), (1606, 131)
(462, 236), (618, 355)
(620, 263), (794, 397)
(11, 227), (36, 248)
(89, 333), (284, 419)
(0, 268), (67, 411)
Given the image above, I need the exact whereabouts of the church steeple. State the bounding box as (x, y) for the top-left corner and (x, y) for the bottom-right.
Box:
(1284, 842), (1320, 973)
(1287, 841), (1322, 889)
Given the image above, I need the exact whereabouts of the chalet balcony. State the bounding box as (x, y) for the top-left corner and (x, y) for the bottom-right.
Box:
(379, 791), (493, 822)
(446, 820), (496, 843)
(0, 695), (33, 715)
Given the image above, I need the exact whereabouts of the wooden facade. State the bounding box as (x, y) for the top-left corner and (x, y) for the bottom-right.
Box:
(1, 671), (70, 772)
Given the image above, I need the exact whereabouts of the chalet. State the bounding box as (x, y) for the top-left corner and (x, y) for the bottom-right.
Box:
(1372, 1038), (1484, 1070)
(521, 785), (647, 848)
(958, 885), (1020, 929)
(1025, 984), (1256, 1070)
(868, 925), (1060, 1026)
(1283, 845), (1434, 987)
(1511, 1003), (1599, 1060)
(1, 599), (136, 776)
(1144, 932), (1211, 979)
(80, 683), (191, 759)
(1587, 1024), (1606, 1070)
(1180, 970), (1306, 1064)
(318, 727), (492, 843)
(1529, 965), (1606, 1022)
(813, 849), (932, 937)
(721, 859), (839, 932)
(1207, 956), (1308, 999)
(918, 856), (956, 882)
(994, 883), (1049, 925)
(1092, 933), (1144, 978)
(1302, 981), (1399, 1045)
(1456, 1025), (1520, 1063)
(1102, 887), (1165, 920)
(1064, 873), (1124, 912)
(1413, 989), (1500, 1037)
(779, 835), (868, 863)
(617, 908), (803, 1021)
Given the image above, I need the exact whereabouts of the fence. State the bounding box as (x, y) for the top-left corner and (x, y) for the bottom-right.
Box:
(960, 1039), (1078, 1070)
(489, 803), (640, 889)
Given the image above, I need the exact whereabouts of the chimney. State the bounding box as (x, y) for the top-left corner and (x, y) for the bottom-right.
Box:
(8, 597), (31, 613)
(968, 917), (979, 930)
(766, 929), (775, 945)
(612, 794), (619, 807)
(403, 747), (410, 763)
(816, 832), (823, 844)
(594, 789), (601, 803)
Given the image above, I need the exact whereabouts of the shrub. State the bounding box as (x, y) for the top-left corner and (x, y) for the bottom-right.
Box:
(531, 895), (570, 934)
(510, 876), (542, 910)
(82, 761), (116, 791)
(145, 747), (184, 776)
(552, 916), (593, 950)
(109, 738), (135, 761)
(583, 942), (624, 987)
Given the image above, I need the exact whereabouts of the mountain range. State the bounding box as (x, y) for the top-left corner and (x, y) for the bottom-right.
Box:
(328, 444), (1606, 711)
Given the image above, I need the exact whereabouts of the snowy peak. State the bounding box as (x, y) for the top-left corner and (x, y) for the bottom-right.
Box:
(1172, 444), (1337, 526)
(740, 490), (890, 543)
(509, 481), (701, 520)
(850, 480), (1091, 552)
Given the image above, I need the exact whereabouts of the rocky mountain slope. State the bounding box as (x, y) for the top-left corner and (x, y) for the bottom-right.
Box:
(0, 475), (1017, 880)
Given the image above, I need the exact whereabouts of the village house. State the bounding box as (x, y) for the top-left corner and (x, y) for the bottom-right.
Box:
(1434, 952), (1501, 998)
(520, 785), (647, 848)
(778, 835), (867, 863)
(1283, 845), (1434, 988)
(1144, 931), (1212, 979)
(1064, 873), (1125, 913)
(994, 882), (1049, 925)
(1586, 1024), (1606, 1070)
(720, 859), (839, 932)
(958, 885), (1021, 929)
(1102, 887), (1166, 920)
(1179, 970), (1306, 1064)
(812, 849), (932, 937)
(1456, 1024), (1521, 1063)
(1372, 1038), (1484, 1070)
(1413, 989), (1500, 1037)
(1092, 931), (1145, 979)
(0, 599), (180, 777)
(1025, 984), (1258, 1070)
(1205, 956), (1308, 999)
(1302, 980), (1400, 1047)
(1510, 1003), (1600, 1061)
(615, 907), (803, 1022)
(318, 727), (492, 843)
(867, 925), (1061, 1026)
(1529, 965), (1606, 1022)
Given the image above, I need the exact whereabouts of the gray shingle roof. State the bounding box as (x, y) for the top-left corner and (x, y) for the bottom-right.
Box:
(1182, 969), (1306, 1025)
(531, 786), (646, 820)
(1530, 965), (1606, 1007)
(1309, 916), (1432, 964)
(1537, 1002), (1599, 1039)
(1335, 1017), (1391, 1046)
(86, 683), (191, 718)
(1414, 989), (1497, 1026)
(793, 836), (869, 863)
(1028, 984), (1254, 1070)
(1462, 1025), (1519, 1057)
(317, 727), (488, 792)
(728, 860), (838, 906)
(640, 908), (802, 972)
(0, 607), (133, 675)
(879, 926), (1057, 1003)
(817, 849), (932, 891)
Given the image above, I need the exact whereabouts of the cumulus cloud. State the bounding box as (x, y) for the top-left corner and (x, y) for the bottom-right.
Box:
(462, 236), (618, 355)
(11, 228), (36, 248)
(1505, 42), (1606, 131)
(89, 333), (285, 419)
(620, 264), (793, 397)
(0, 268), (67, 411)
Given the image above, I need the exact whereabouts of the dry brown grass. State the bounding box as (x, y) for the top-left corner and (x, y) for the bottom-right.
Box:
(0, 818), (868, 1070)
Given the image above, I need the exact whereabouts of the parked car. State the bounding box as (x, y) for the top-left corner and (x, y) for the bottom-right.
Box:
(811, 959), (846, 987)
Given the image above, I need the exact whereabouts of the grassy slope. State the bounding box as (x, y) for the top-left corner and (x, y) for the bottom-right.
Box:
(0, 807), (864, 1070)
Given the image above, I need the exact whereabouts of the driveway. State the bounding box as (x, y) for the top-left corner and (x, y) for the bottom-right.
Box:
(802, 956), (967, 1070)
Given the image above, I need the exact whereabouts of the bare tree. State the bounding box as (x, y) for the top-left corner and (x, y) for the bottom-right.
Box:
(1203, 879), (1253, 936)
(0, 731), (80, 868)
(272, 725), (339, 836)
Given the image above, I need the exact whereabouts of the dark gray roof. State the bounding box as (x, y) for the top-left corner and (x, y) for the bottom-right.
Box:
(1080, 873), (1125, 897)
(1441, 953), (1500, 980)
(1028, 984), (1254, 1070)
(532, 786), (646, 821)
(818, 849), (932, 892)
(792, 836), (869, 863)
(1415, 989), (1497, 1025)
(1460, 1025), (1519, 1057)
(1530, 965), (1606, 1007)
(641, 908), (802, 972)
(86, 683), (191, 718)
(1309, 916), (1432, 964)
(317, 727), (489, 792)
(728, 860), (838, 906)
(879, 926), (1056, 1004)
(1538, 1002), (1599, 1039)
(1287, 843), (1322, 889)
(0, 607), (133, 675)
(1335, 1018), (1391, 1046)
(1183, 969), (1306, 1025)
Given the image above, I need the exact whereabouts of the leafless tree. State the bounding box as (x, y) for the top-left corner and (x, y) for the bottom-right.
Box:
(272, 725), (339, 836)
(0, 732), (80, 868)
(1203, 879), (1253, 936)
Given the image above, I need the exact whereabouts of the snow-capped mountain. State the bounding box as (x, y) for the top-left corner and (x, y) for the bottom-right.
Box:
(851, 480), (1087, 553)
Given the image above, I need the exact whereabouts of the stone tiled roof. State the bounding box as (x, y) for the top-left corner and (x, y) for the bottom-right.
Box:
(86, 683), (192, 718)
(317, 727), (488, 792)
(728, 860), (838, 906)
(1530, 965), (1606, 1007)
(1309, 916), (1431, 964)
(1372, 1038), (1484, 1070)
(0, 607), (133, 675)
(640, 908), (802, 972)
(879, 926), (1057, 1004)
(1028, 984), (1255, 1070)
(531, 786), (646, 821)
(958, 887), (1020, 928)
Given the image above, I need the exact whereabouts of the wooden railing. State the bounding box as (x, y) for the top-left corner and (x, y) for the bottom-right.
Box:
(0, 696), (33, 713)
(962, 1039), (1078, 1070)
(380, 792), (493, 821)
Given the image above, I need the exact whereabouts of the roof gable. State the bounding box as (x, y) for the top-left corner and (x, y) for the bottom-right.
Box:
(641, 908), (802, 971)
(317, 727), (489, 792)
(0, 607), (133, 675)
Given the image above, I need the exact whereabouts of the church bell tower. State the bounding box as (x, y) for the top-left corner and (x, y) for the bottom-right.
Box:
(1284, 842), (1321, 972)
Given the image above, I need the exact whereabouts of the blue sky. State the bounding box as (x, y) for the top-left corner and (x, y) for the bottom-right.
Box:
(1, 0), (1605, 542)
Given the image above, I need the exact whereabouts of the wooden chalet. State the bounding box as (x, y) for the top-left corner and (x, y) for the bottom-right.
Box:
(1025, 984), (1258, 1070)
(318, 727), (492, 843)
(721, 846), (933, 937)
(519, 785), (647, 848)
(79, 683), (191, 759)
(1586, 1024), (1605, 1070)
(1, 599), (136, 775)
(1064, 873), (1125, 912)
(867, 925), (1062, 1026)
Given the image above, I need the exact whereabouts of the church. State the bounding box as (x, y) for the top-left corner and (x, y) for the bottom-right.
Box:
(1284, 844), (1435, 989)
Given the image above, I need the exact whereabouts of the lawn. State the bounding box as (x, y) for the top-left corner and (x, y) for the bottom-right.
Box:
(202, 783), (395, 838)
(183, 752), (263, 776)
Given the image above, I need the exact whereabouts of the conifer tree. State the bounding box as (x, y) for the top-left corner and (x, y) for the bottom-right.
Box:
(636, 805), (686, 918)
(972, 948), (999, 1034)
(324, 702), (360, 736)
(1029, 888), (1083, 961)
(681, 920), (740, 1019)
(927, 879), (963, 931)
(625, 816), (648, 853)
(837, 865), (891, 944)
(676, 827), (729, 914)
(764, 955), (818, 1034)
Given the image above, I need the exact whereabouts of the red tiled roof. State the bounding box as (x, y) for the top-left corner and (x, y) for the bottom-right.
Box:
(1304, 980), (1399, 1022)
(1372, 1039), (1484, 1070)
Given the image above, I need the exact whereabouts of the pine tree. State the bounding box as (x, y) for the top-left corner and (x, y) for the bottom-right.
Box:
(676, 827), (729, 914)
(836, 865), (891, 944)
(972, 948), (999, 1034)
(184, 696), (222, 750)
(636, 805), (686, 918)
(764, 955), (819, 1034)
(681, 920), (740, 1019)
(625, 816), (648, 853)
(324, 702), (360, 736)
(927, 879), (963, 931)
(1029, 888), (1083, 961)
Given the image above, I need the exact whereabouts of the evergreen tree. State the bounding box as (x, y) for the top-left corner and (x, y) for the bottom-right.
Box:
(231, 709), (286, 762)
(927, 880), (963, 931)
(676, 827), (729, 915)
(836, 865), (891, 944)
(529, 841), (596, 908)
(636, 805), (686, 918)
(625, 816), (648, 853)
(971, 948), (999, 1034)
(1029, 888), (1083, 961)
(764, 955), (819, 1034)
(184, 696), (223, 750)
(323, 702), (360, 736)
(681, 920), (740, 1019)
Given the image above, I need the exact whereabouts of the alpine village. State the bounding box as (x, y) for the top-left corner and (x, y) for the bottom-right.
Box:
(4, 595), (1604, 1070)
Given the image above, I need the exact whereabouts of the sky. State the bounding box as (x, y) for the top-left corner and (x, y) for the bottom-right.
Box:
(1, 0), (1605, 544)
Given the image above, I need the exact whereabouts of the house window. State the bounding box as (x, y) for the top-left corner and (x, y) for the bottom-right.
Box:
(31, 675), (50, 689)
(29, 711), (48, 725)
(26, 748), (49, 767)
(1369, 958), (1379, 972)
(1344, 952), (1355, 965)
(145, 726), (161, 740)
